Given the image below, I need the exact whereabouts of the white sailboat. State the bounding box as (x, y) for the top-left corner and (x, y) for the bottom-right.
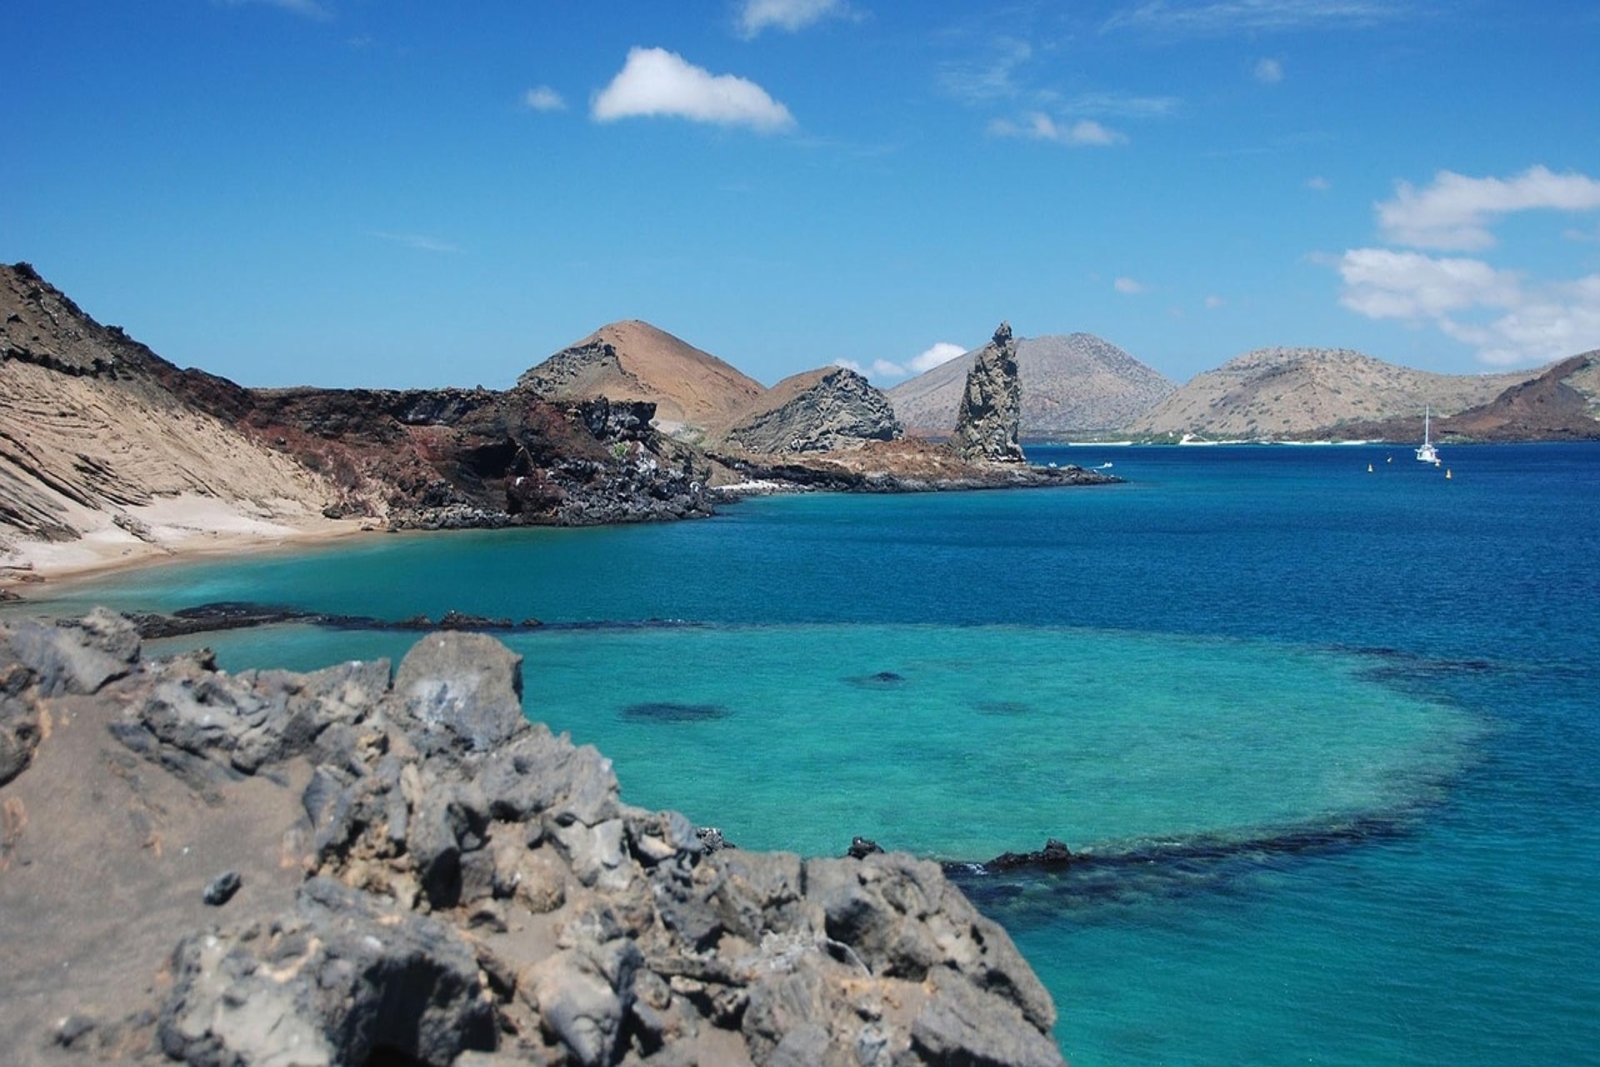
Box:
(1415, 406), (1440, 465)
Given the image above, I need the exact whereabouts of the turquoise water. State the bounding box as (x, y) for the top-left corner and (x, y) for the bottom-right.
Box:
(27, 443), (1600, 1065)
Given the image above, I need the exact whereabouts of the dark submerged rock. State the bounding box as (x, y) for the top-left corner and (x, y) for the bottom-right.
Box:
(621, 701), (729, 723)
(985, 838), (1075, 871)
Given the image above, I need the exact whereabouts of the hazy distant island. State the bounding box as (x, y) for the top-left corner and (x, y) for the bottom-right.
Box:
(3, 260), (1597, 587)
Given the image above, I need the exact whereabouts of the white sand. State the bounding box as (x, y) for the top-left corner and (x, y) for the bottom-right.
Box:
(1, 492), (372, 589)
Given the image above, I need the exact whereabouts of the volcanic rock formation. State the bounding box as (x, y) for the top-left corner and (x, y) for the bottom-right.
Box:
(715, 365), (902, 455)
(0, 612), (1067, 1066)
(889, 332), (1175, 439)
(518, 320), (767, 436)
(951, 322), (1026, 464)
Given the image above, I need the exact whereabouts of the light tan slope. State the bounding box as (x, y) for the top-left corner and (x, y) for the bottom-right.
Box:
(518, 320), (766, 430)
(0, 263), (340, 576)
(1128, 347), (1537, 439)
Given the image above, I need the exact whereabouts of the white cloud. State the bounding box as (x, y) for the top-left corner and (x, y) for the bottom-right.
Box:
(371, 232), (464, 255)
(938, 37), (1034, 105)
(1306, 175), (1331, 192)
(1338, 249), (1519, 320)
(592, 47), (795, 133)
(1114, 276), (1146, 294)
(1437, 275), (1600, 366)
(837, 359), (904, 378)
(738, 0), (850, 37)
(835, 341), (968, 383)
(1205, 294), (1226, 308)
(522, 86), (566, 112)
(220, 0), (331, 18)
(1061, 91), (1181, 119)
(908, 342), (967, 373)
(1337, 248), (1600, 367)
(1377, 165), (1600, 251)
(1253, 57), (1284, 83)
(990, 112), (1126, 146)
(1105, 0), (1401, 37)
(1333, 165), (1600, 366)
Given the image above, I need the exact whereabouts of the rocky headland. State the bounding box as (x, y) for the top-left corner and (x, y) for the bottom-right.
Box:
(0, 611), (1066, 1066)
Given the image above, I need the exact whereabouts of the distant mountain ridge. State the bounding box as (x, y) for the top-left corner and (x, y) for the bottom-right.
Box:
(887, 333), (1176, 438)
(1128, 347), (1543, 439)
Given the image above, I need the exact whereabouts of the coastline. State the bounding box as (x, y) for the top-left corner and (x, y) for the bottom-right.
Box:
(0, 492), (375, 595)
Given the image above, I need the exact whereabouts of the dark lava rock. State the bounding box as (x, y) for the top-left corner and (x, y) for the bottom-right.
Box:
(985, 837), (1075, 871)
(848, 835), (885, 859)
(202, 870), (242, 906)
(0, 614), (1067, 1066)
(952, 322), (1027, 465)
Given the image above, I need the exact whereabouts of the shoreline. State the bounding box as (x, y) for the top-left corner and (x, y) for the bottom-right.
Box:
(0, 496), (376, 597)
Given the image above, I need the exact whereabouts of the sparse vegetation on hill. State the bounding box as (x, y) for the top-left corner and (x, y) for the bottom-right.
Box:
(1128, 347), (1541, 440)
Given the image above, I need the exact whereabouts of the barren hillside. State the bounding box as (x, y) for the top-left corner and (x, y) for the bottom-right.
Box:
(1128, 347), (1537, 439)
(888, 333), (1175, 438)
(0, 263), (341, 574)
(519, 320), (766, 433)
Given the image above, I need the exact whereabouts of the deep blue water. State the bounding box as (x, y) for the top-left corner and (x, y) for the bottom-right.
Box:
(24, 443), (1600, 1065)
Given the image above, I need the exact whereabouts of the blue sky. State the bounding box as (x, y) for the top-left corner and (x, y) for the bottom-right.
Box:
(7, 1), (1600, 389)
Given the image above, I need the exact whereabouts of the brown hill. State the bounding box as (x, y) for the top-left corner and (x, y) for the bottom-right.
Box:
(1127, 347), (1536, 440)
(888, 333), (1175, 438)
(1342, 352), (1600, 444)
(713, 365), (901, 454)
(518, 320), (766, 434)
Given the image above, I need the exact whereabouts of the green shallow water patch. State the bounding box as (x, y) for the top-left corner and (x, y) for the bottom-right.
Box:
(501, 623), (1479, 860)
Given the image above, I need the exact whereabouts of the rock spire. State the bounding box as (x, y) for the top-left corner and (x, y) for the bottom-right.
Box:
(952, 321), (1026, 464)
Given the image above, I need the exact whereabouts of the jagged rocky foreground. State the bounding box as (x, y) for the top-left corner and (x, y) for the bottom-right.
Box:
(0, 611), (1064, 1067)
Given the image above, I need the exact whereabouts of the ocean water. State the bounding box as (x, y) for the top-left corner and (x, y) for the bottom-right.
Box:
(27, 443), (1600, 1066)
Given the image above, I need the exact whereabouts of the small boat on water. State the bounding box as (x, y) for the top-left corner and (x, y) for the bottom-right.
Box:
(1416, 406), (1441, 465)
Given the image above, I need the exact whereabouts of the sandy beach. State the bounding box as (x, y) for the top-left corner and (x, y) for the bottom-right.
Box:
(0, 491), (375, 595)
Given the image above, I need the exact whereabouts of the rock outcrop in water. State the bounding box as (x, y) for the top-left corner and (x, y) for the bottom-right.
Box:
(0, 612), (1066, 1066)
(951, 323), (1026, 464)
